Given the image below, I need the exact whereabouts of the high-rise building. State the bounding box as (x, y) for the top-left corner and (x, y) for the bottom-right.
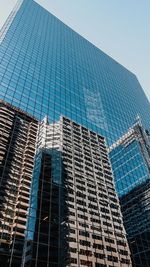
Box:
(0, 102), (132, 267)
(0, 100), (38, 266)
(24, 116), (131, 267)
(0, 0), (150, 266)
(109, 122), (150, 267)
(0, 0), (150, 146)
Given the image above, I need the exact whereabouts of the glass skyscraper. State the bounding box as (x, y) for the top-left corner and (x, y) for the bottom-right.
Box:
(0, 0), (150, 146)
(109, 122), (150, 267)
(0, 0), (150, 266)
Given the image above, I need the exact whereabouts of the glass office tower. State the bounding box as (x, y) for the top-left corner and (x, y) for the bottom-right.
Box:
(0, 0), (150, 266)
(109, 122), (150, 267)
(0, 0), (150, 146)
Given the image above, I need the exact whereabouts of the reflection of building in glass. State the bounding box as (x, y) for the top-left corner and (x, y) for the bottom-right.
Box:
(0, 101), (132, 266)
(0, 0), (150, 146)
(24, 116), (131, 267)
(0, 100), (38, 266)
(109, 122), (150, 267)
(23, 117), (66, 267)
(0, 0), (150, 266)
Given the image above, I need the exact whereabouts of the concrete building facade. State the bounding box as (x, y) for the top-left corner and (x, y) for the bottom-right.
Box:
(23, 116), (132, 267)
(0, 100), (38, 266)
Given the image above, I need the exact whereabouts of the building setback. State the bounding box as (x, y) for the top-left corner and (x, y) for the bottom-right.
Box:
(23, 116), (132, 267)
(109, 122), (150, 267)
(0, 100), (38, 266)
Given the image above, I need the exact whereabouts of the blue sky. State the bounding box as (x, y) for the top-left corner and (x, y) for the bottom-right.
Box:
(0, 0), (150, 101)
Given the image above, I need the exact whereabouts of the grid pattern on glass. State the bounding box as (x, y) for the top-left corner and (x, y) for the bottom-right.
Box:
(109, 123), (150, 197)
(0, 0), (150, 266)
(0, 0), (150, 147)
(109, 123), (150, 267)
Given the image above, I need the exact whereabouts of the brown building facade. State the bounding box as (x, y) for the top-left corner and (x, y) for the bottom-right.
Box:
(0, 100), (38, 266)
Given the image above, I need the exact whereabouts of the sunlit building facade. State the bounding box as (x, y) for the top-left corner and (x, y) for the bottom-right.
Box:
(0, 0), (150, 146)
(0, 102), (132, 266)
(0, 0), (150, 266)
(23, 116), (131, 267)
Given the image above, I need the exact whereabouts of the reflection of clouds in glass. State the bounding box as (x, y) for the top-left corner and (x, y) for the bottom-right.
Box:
(0, 0), (24, 44)
(83, 86), (108, 131)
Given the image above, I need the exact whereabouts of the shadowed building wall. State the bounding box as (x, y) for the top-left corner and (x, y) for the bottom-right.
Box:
(0, 100), (38, 266)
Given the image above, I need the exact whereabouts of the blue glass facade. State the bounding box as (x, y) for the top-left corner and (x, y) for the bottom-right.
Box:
(0, 1), (150, 266)
(110, 139), (150, 197)
(0, 0), (150, 146)
(109, 123), (150, 266)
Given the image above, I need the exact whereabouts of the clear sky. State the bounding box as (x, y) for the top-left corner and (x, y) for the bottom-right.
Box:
(0, 0), (150, 101)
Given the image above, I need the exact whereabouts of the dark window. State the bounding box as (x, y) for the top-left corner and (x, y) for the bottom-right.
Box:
(94, 252), (105, 259)
(121, 258), (130, 264)
(80, 249), (92, 256)
(95, 263), (107, 267)
(93, 243), (104, 250)
(107, 255), (118, 262)
(79, 230), (89, 237)
(106, 246), (116, 252)
(92, 234), (102, 240)
(80, 260), (92, 266)
(80, 240), (91, 247)
(70, 247), (77, 253)
(117, 240), (127, 247)
(105, 237), (114, 244)
(70, 258), (77, 264)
